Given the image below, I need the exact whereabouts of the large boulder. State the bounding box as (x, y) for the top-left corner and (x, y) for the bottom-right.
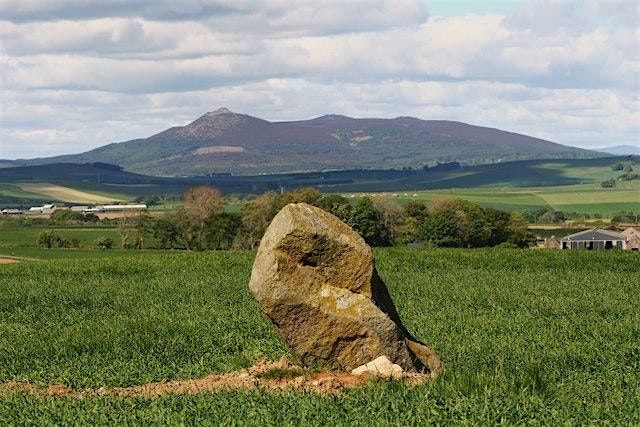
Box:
(249, 203), (442, 374)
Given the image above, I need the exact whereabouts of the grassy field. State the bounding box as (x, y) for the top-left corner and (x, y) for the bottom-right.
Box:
(347, 181), (640, 217)
(0, 227), (121, 252)
(2, 157), (638, 218)
(0, 184), (46, 200)
(15, 183), (126, 204)
(0, 248), (638, 424)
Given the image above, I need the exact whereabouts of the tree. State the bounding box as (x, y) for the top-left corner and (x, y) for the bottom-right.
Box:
(233, 192), (281, 249)
(280, 187), (323, 207)
(373, 197), (405, 244)
(150, 214), (181, 249)
(206, 212), (241, 250)
(537, 210), (565, 224)
(50, 209), (97, 223)
(507, 212), (531, 248)
(417, 198), (519, 248)
(50, 209), (85, 222)
(456, 200), (491, 247)
(404, 201), (428, 222)
(484, 208), (511, 246)
(133, 211), (152, 250)
(232, 188), (345, 249)
(349, 197), (390, 246)
(317, 194), (350, 216)
(179, 186), (225, 250)
(117, 212), (135, 249)
(420, 209), (459, 247)
(37, 230), (79, 249)
(116, 211), (146, 249)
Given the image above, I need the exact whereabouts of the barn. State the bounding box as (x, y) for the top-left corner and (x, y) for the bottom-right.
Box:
(543, 236), (561, 249)
(622, 227), (640, 251)
(559, 228), (625, 250)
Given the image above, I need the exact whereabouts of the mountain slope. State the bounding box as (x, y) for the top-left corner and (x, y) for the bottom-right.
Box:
(12, 108), (601, 175)
(597, 145), (640, 156)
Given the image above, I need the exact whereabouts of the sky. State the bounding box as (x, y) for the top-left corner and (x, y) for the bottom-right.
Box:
(0, 0), (639, 159)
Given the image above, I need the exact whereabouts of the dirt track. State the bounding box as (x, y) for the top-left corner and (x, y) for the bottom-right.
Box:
(1, 359), (432, 398)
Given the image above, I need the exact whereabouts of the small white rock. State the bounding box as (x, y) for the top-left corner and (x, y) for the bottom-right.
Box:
(351, 355), (403, 378)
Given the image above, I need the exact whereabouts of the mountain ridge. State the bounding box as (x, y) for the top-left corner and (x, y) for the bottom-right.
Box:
(597, 145), (640, 156)
(9, 108), (603, 176)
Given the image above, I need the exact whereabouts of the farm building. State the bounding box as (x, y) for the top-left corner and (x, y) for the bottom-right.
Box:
(559, 228), (625, 250)
(621, 227), (640, 239)
(69, 204), (147, 213)
(28, 204), (56, 214)
(99, 204), (147, 212)
(543, 236), (561, 249)
(622, 227), (640, 251)
(1, 208), (23, 215)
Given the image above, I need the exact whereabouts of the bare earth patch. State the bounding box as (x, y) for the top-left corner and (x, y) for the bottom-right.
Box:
(17, 182), (124, 204)
(0, 359), (433, 398)
(194, 146), (245, 155)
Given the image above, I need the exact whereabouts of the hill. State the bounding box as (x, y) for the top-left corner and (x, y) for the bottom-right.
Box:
(597, 145), (640, 155)
(9, 108), (601, 176)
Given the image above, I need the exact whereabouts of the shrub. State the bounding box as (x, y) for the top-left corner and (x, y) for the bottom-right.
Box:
(600, 179), (616, 188)
(36, 230), (80, 249)
(611, 213), (635, 224)
(619, 172), (638, 181)
(50, 209), (85, 222)
(94, 236), (114, 250)
(50, 209), (99, 223)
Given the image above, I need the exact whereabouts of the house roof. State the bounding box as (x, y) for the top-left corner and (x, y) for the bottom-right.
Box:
(622, 227), (640, 238)
(627, 234), (640, 248)
(560, 228), (625, 242)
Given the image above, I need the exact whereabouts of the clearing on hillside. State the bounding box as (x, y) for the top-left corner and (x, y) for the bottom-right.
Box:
(16, 183), (125, 204)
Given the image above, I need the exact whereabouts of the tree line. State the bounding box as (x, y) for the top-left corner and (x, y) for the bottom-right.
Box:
(115, 186), (532, 250)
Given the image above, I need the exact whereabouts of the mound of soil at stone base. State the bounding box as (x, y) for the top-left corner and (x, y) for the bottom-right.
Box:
(1, 359), (434, 398)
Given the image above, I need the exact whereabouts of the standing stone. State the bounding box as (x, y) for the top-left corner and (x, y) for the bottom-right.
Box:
(249, 203), (442, 374)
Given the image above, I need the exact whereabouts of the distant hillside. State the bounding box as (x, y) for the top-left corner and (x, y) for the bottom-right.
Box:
(10, 108), (601, 176)
(597, 145), (640, 156)
(0, 162), (155, 185)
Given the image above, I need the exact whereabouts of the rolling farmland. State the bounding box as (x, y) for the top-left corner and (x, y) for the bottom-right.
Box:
(0, 248), (638, 424)
(15, 183), (126, 204)
(349, 181), (640, 217)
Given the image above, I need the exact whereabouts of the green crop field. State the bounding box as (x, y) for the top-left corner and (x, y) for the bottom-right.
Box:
(346, 181), (640, 217)
(0, 184), (45, 200)
(0, 227), (121, 252)
(0, 248), (638, 424)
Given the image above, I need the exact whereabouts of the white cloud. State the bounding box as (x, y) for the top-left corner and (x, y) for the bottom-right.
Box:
(0, 0), (638, 159)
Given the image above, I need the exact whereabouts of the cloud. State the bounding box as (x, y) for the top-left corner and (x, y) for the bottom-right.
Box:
(0, 0), (240, 23)
(0, 0), (428, 35)
(0, 0), (638, 159)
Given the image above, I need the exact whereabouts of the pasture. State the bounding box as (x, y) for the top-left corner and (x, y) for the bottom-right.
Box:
(0, 227), (121, 253)
(0, 247), (638, 424)
(2, 156), (638, 216)
(15, 183), (126, 204)
(349, 181), (640, 217)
